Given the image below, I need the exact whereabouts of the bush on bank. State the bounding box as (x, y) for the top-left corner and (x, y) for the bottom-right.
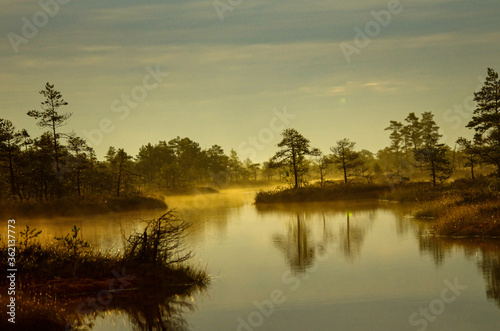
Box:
(0, 211), (208, 328)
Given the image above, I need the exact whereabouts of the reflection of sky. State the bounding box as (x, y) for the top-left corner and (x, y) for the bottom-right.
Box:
(2, 0), (500, 161)
(185, 200), (498, 330)
(11, 192), (500, 330)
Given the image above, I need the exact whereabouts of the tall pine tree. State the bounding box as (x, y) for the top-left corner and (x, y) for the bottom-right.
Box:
(466, 68), (500, 176)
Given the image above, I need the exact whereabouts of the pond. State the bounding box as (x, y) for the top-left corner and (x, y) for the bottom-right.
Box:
(12, 190), (500, 330)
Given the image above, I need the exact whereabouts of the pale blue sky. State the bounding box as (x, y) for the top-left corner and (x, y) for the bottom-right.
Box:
(1, 0), (499, 161)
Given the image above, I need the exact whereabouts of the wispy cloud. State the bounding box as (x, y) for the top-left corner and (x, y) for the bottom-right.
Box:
(323, 80), (407, 96)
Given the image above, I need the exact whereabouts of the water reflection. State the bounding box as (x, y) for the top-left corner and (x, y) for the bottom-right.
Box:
(339, 211), (368, 261)
(258, 202), (384, 273)
(0, 285), (202, 331)
(479, 247), (500, 308)
(108, 288), (199, 331)
(273, 213), (315, 274)
(318, 212), (335, 256)
(419, 236), (500, 308)
(169, 190), (248, 241)
(0, 192), (224, 331)
(7, 191), (500, 330)
(418, 235), (447, 267)
(4, 190), (250, 253)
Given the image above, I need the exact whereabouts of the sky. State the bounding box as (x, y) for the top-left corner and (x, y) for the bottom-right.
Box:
(1, 0), (499, 162)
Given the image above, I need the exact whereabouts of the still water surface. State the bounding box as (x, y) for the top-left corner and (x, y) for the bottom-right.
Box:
(18, 190), (500, 330)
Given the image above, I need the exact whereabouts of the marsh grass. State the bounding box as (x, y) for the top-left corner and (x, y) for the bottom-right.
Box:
(255, 183), (388, 203)
(432, 202), (500, 237)
(401, 177), (500, 237)
(0, 210), (208, 329)
(382, 182), (441, 202)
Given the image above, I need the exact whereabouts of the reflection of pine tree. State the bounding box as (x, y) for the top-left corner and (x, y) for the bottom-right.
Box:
(418, 236), (445, 267)
(317, 212), (335, 256)
(123, 292), (196, 331)
(339, 212), (368, 261)
(419, 237), (500, 310)
(477, 249), (500, 308)
(273, 214), (315, 274)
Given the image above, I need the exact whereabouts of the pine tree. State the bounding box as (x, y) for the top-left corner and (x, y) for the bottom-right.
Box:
(27, 82), (71, 178)
(271, 129), (320, 189)
(0, 119), (22, 199)
(414, 136), (453, 187)
(466, 68), (500, 176)
(330, 138), (365, 184)
(456, 137), (481, 180)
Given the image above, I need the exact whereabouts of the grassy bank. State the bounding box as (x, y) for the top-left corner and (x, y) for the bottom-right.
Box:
(255, 183), (389, 203)
(386, 177), (500, 237)
(432, 201), (500, 237)
(0, 211), (209, 329)
(0, 195), (167, 217)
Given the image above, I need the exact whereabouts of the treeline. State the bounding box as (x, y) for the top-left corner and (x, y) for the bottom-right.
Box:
(264, 111), (469, 189)
(0, 83), (275, 203)
(375, 68), (500, 186)
(134, 138), (276, 190)
(265, 68), (500, 188)
(1, 68), (499, 202)
(380, 111), (452, 186)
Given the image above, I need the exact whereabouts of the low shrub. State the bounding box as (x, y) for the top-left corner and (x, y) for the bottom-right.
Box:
(0, 210), (208, 293)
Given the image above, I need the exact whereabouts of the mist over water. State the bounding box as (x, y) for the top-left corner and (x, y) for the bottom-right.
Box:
(11, 190), (500, 330)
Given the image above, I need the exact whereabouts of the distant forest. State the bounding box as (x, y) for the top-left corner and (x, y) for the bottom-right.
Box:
(0, 68), (499, 202)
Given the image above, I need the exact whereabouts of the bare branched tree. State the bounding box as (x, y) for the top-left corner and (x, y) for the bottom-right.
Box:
(124, 210), (193, 267)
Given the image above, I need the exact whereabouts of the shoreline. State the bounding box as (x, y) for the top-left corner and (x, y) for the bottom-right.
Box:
(0, 195), (167, 218)
(254, 178), (500, 238)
